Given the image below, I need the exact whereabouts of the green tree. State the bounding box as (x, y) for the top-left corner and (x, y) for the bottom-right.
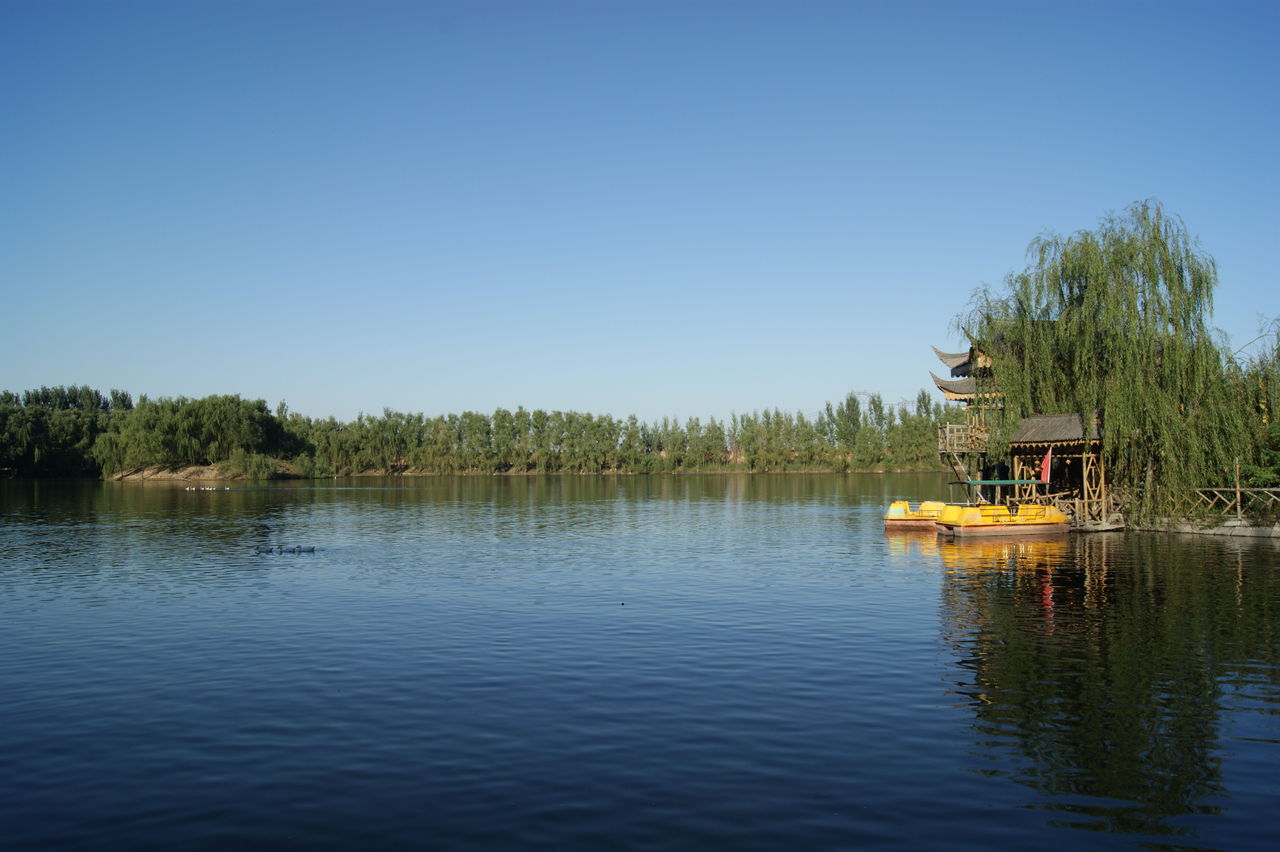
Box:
(957, 202), (1254, 517)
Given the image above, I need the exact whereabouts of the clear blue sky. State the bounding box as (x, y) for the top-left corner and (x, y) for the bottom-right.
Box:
(3, 0), (1276, 423)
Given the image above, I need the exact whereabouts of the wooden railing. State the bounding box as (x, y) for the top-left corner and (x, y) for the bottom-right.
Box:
(938, 424), (989, 454)
(1195, 488), (1280, 518)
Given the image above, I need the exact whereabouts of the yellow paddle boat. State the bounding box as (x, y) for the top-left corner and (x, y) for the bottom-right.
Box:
(883, 500), (947, 530)
(935, 502), (1068, 537)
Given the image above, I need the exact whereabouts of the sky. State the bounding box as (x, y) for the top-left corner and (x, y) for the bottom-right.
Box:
(3, 0), (1277, 424)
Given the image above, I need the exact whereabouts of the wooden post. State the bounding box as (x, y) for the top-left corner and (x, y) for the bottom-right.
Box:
(1098, 449), (1108, 520)
(1236, 458), (1243, 523)
(1082, 449), (1093, 521)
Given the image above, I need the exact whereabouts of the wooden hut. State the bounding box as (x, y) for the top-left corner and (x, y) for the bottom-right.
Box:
(1008, 413), (1113, 526)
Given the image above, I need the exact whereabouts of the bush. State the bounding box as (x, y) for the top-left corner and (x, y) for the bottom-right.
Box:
(219, 449), (278, 480)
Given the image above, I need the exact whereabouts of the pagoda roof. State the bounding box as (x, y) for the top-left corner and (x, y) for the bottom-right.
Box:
(932, 346), (972, 372)
(930, 373), (978, 400)
(932, 344), (993, 378)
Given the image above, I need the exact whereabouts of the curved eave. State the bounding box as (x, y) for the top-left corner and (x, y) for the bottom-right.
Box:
(930, 372), (1002, 402)
(932, 346), (972, 373)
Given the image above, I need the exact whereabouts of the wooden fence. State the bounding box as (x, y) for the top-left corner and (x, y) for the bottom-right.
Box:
(937, 424), (989, 454)
(1195, 487), (1280, 519)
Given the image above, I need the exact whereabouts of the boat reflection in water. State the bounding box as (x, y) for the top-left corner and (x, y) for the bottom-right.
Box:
(882, 528), (942, 564)
(934, 534), (1071, 572)
(883, 529), (1070, 571)
(935, 532), (1276, 844)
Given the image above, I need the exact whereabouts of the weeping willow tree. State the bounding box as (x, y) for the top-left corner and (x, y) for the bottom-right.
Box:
(1237, 321), (1280, 486)
(957, 201), (1255, 519)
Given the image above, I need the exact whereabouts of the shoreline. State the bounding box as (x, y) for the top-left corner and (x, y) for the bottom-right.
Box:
(1130, 520), (1280, 539)
(101, 465), (946, 482)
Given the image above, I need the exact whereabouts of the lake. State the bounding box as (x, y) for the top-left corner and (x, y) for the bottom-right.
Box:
(1, 474), (1277, 850)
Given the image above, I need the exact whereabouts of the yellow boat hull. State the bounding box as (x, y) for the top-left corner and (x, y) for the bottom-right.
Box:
(935, 503), (1068, 537)
(884, 500), (946, 530)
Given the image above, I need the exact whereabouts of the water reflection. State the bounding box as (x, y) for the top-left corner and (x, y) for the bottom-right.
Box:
(938, 532), (1280, 842)
(4, 476), (1276, 848)
(1, 471), (953, 513)
(1, 474), (951, 562)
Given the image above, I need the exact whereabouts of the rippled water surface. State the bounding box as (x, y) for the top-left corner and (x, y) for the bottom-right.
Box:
(2, 475), (1277, 850)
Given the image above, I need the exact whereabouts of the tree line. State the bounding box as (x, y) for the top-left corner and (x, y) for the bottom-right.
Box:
(0, 386), (962, 478)
(0, 387), (132, 477)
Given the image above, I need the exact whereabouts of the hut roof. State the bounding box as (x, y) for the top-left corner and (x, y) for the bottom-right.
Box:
(1009, 413), (1101, 445)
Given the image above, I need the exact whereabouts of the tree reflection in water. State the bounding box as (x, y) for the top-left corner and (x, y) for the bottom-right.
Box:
(933, 532), (1280, 841)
